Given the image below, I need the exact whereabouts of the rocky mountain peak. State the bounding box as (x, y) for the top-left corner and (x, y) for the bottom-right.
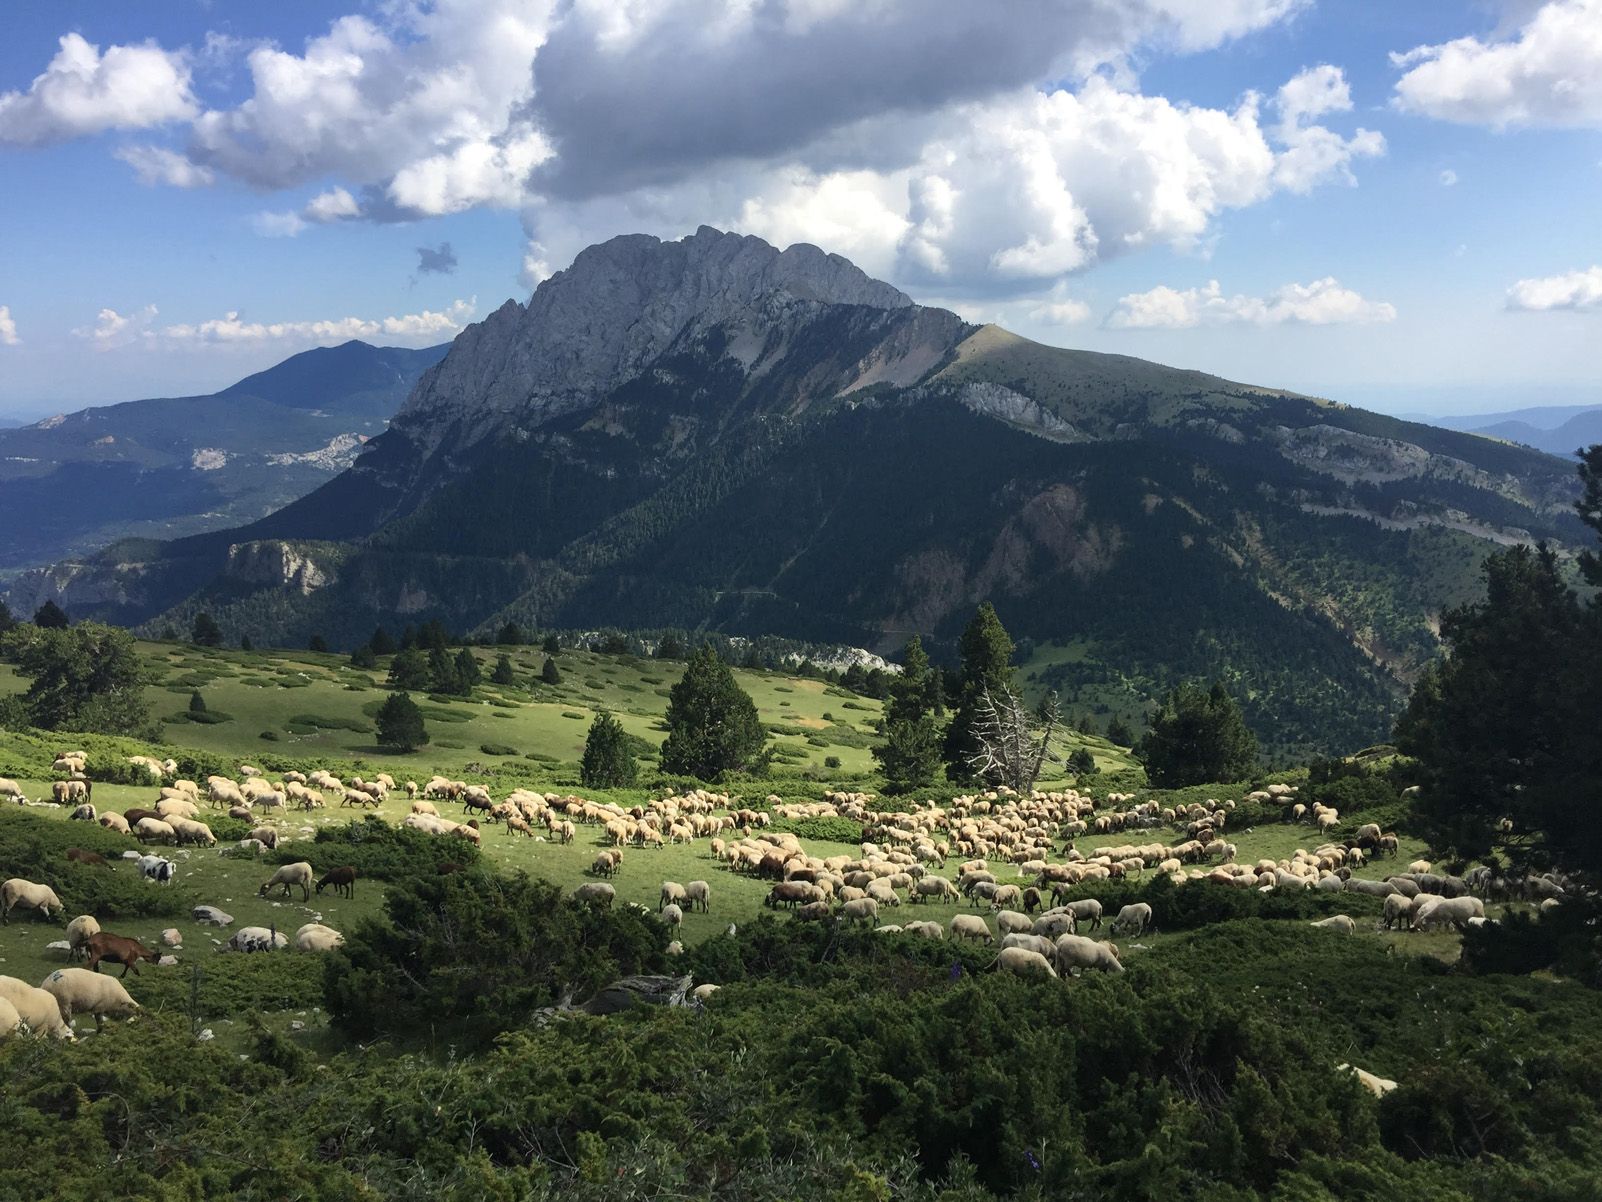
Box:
(393, 227), (915, 451)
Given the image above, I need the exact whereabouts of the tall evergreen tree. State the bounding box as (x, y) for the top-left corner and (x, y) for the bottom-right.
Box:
(191, 612), (222, 647)
(660, 646), (766, 782)
(388, 648), (431, 691)
(542, 634), (561, 655)
(454, 648), (482, 689)
(239, 634), (253, 652)
(188, 690), (207, 714)
(308, 635), (329, 653)
(376, 692), (429, 752)
(1105, 716), (1135, 747)
(350, 644), (378, 670)
(497, 622), (525, 646)
(491, 654), (516, 685)
(540, 657), (562, 685)
(655, 632), (685, 660)
(581, 711), (639, 788)
(1395, 539), (1600, 872)
(32, 600), (69, 629)
(429, 647), (461, 695)
(0, 601), (15, 634)
(943, 602), (1016, 782)
(369, 626), (396, 656)
(1136, 681), (1258, 787)
(873, 635), (944, 794)
(2, 621), (150, 733)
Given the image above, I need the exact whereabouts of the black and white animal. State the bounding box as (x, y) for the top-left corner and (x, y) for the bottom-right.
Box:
(137, 855), (176, 884)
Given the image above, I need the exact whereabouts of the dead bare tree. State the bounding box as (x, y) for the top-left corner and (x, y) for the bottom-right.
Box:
(964, 685), (1066, 793)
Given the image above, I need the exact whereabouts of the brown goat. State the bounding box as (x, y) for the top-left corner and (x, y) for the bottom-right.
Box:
(65, 848), (110, 869)
(85, 931), (160, 978)
(316, 865), (358, 899)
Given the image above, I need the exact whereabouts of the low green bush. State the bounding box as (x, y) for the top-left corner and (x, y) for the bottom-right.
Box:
(137, 952), (324, 1019)
(0, 809), (193, 919)
(287, 713), (372, 734)
(767, 816), (864, 844)
(270, 816), (481, 882)
(479, 742), (520, 757)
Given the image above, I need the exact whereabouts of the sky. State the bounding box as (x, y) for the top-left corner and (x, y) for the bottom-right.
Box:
(1, 0), (1600, 419)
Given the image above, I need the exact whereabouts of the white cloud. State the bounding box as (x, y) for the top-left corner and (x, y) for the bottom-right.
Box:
(1392, 0), (1602, 128)
(1107, 277), (1397, 327)
(1029, 295), (1094, 326)
(1440, 168), (1459, 186)
(1506, 265), (1602, 310)
(75, 300), (475, 349)
(1271, 65), (1385, 193)
(115, 144), (215, 187)
(252, 211), (307, 238)
(0, 33), (196, 146)
(304, 186), (362, 223)
(0, 306), (18, 346)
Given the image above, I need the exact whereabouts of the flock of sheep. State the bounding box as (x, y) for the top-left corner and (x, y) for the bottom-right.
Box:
(2, 749), (1578, 1037)
(0, 754), (360, 1041)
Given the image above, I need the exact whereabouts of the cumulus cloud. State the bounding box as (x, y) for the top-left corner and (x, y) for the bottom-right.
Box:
(252, 211), (307, 238)
(304, 186), (362, 223)
(1271, 64), (1385, 192)
(1029, 291), (1094, 326)
(1506, 265), (1602, 310)
(1107, 277), (1397, 327)
(1392, 0), (1602, 128)
(0, 306), (18, 346)
(0, 33), (196, 146)
(75, 300), (475, 350)
(115, 143), (215, 187)
(415, 243), (458, 275)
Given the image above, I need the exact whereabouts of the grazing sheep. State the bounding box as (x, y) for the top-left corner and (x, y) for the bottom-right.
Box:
(1338, 1063), (1399, 1098)
(315, 866), (358, 899)
(293, 923), (343, 952)
(169, 817), (216, 847)
(1412, 895), (1485, 931)
(914, 876), (959, 904)
(1030, 912), (1077, 940)
(660, 881), (688, 911)
(1382, 893), (1412, 930)
(996, 910), (1034, 938)
(794, 901), (832, 923)
(156, 797), (199, 820)
(1, 879), (63, 924)
(1000, 932), (1057, 959)
(0, 996), (17, 1038)
(840, 898), (880, 927)
(65, 915), (101, 961)
(0, 778), (25, 803)
(661, 903), (684, 930)
(228, 927), (289, 953)
(1063, 899), (1102, 930)
(40, 967), (139, 1032)
(989, 884), (1023, 911)
(248, 826), (279, 851)
(69, 803), (96, 822)
(997, 946), (1059, 980)
(949, 914), (992, 944)
(1109, 902), (1152, 937)
(84, 932), (160, 977)
(684, 880), (711, 913)
(1310, 915), (1356, 935)
(410, 800), (439, 817)
(573, 883), (616, 908)
(98, 812), (131, 835)
(134, 817), (176, 845)
(52, 780), (89, 805)
(1054, 934), (1124, 975)
(691, 983), (720, 1003)
(258, 861), (314, 901)
(0, 976), (74, 1039)
(903, 920), (944, 940)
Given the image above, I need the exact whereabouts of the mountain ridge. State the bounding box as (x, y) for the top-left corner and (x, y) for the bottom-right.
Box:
(5, 229), (1588, 757)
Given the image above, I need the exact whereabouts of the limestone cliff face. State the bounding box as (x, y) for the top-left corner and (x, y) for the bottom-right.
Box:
(391, 226), (926, 455)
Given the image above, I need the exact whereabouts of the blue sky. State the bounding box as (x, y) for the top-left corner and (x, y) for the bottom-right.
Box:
(1, 0), (1599, 418)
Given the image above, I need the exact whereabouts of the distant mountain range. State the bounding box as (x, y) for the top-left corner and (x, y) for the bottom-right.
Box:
(0, 341), (447, 569)
(1409, 403), (1602, 459)
(5, 229), (1590, 758)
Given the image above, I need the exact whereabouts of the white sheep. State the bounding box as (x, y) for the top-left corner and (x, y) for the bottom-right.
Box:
(949, 914), (992, 943)
(684, 880), (711, 913)
(0, 996), (19, 1038)
(228, 927), (289, 953)
(98, 812), (131, 835)
(996, 946), (1059, 980)
(840, 897), (879, 927)
(258, 861), (314, 901)
(0, 975), (74, 1039)
(1, 879), (64, 924)
(0, 778), (26, 803)
(996, 910), (1034, 938)
(1000, 932), (1057, 959)
(661, 903), (684, 930)
(1109, 902), (1152, 937)
(293, 923), (344, 952)
(1337, 1063), (1399, 1098)
(1054, 934), (1124, 975)
(65, 915), (101, 961)
(134, 817), (176, 845)
(659, 881), (688, 911)
(1309, 914), (1356, 935)
(40, 968), (140, 1032)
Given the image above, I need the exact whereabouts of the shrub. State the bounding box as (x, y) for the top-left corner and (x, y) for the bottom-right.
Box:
(479, 742), (520, 757)
(0, 809), (193, 919)
(768, 816), (864, 844)
(270, 816), (480, 881)
(824, 756), (842, 769)
(136, 952), (324, 1019)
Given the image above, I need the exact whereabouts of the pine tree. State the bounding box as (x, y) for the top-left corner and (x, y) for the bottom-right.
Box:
(497, 622), (524, 646)
(239, 634), (253, 652)
(191, 612), (222, 647)
(1137, 681), (1258, 788)
(188, 690), (207, 714)
(32, 600), (69, 629)
(1077, 713), (1097, 736)
(873, 635), (945, 794)
(541, 657), (562, 685)
(1105, 716), (1134, 747)
(454, 648), (482, 689)
(491, 654), (516, 685)
(0, 602), (14, 634)
(542, 634), (561, 655)
(370, 626), (396, 656)
(581, 711), (639, 788)
(350, 644), (378, 670)
(655, 632), (685, 660)
(376, 692), (429, 753)
(308, 635), (329, 653)
(420, 620), (451, 653)
(660, 646), (766, 782)
(1068, 747), (1098, 777)
(943, 602), (1015, 782)
(387, 648), (431, 691)
(429, 647), (461, 695)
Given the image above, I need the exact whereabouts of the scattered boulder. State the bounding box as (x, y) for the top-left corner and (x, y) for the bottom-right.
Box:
(161, 929), (182, 947)
(192, 906), (233, 927)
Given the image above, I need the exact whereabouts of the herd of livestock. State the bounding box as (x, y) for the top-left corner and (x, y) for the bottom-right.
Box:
(0, 751), (1578, 1036)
